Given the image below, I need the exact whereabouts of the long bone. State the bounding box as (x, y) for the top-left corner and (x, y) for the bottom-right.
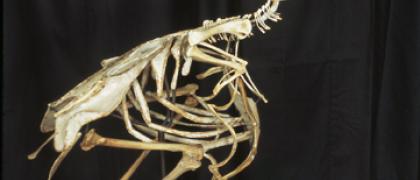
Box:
(121, 150), (150, 180)
(80, 129), (203, 180)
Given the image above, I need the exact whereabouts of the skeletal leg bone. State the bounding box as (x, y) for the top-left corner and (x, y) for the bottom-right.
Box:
(80, 129), (203, 180)
(120, 151), (150, 180)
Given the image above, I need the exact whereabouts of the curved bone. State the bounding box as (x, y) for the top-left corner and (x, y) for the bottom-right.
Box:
(223, 79), (261, 179)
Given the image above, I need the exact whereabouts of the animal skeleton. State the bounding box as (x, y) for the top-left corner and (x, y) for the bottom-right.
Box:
(29, 0), (283, 179)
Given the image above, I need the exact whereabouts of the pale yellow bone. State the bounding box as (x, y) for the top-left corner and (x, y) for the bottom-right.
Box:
(48, 133), (81, 180)
(201, 41), (268, 102)
(151, 40), (173, 97)
(140, 64), (151, 89)
(27, 133), (55, 160)
(213, 79), (239, 111)
(223, 79), (260, 179)
(203, 70), (244, 101)
(189, 46), (244, 70)
(192, 95), (238, 169)
(132, 79), (230, 138)
(170, 37), (183, 89)
(80, 129), (203, 180)
(100, 56), (120, 67)
(54, 80), (105, 118)
(196, 67), (224, 80)
(120, 151), (151, 180)
(198, 42), (248, 65)
(119, 97), (152, 142)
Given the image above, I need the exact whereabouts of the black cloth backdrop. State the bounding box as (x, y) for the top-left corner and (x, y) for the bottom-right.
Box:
(3, 0), (419, 179)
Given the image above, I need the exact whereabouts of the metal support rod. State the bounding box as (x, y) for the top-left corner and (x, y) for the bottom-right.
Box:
(159, 77), (177, 178)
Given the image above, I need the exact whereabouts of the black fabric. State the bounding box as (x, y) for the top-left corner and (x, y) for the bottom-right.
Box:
(3, 0), (419, 179)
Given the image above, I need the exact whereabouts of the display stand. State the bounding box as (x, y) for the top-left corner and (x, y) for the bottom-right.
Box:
(159, 79), (177, 178)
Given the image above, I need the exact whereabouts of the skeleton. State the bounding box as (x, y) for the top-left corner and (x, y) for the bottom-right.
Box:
(28, 0), (283, 179)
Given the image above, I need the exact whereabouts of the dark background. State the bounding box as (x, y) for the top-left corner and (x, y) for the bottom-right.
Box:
(3, 0), (419, 179)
